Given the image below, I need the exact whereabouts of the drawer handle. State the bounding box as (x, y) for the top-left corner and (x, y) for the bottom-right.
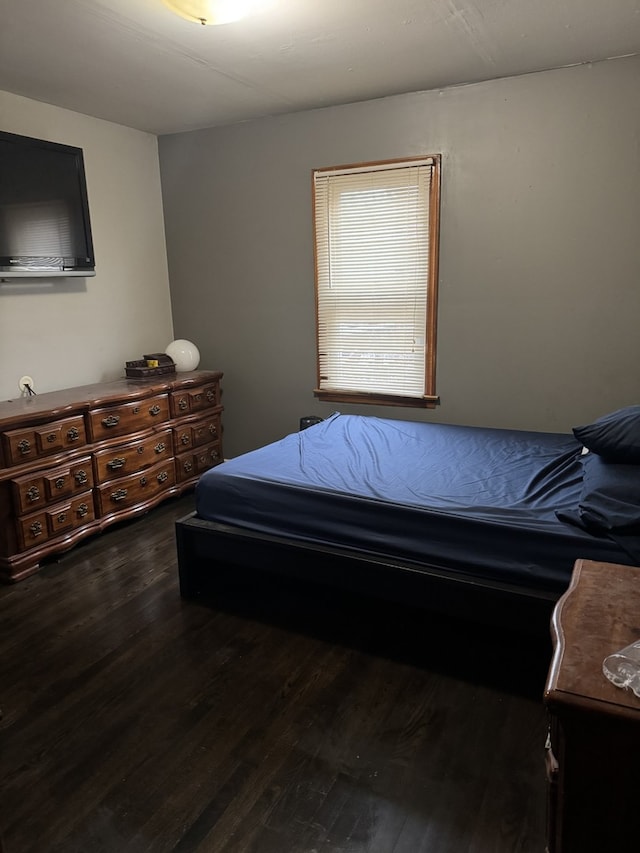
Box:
(110, 488), (128, 503)
(157, 471), (169, 483)
(57, 512), (67, 524)
(18, 439), (31, 455)
(206, 389), (215, 402)
(29, 521), (43, 537)
(183, 460), (193, 473)
(140, 476), (147, 486)
(194, 393), (203, 402)
(178, 397), (188, 411)
(75, 470), (88, 485)
(180, 433), (190, 446)
(133, 406), (140, 414)
(211, 450), (220, 462)
(27, 485), (40, 503)
(55, 477), (66, 490)
(107, 457), (126, 471)
(77, 503), (89, 518)
(46, 433), (57, 443)
(209, 424), (217, 437)
(67, 427), (80, 441)
(154, 442), (166, 454)
(149, 405), (161, 416)
(102, 415), (120, 428)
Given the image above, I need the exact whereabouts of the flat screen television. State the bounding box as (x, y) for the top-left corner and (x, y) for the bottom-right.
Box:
(0, 130), (95, 278)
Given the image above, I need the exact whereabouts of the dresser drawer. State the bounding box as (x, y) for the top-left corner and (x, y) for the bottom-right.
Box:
(96, 459), (176, 515)
(2, 415), (87, 467)
(17, 492), (96, 550)
(88, 394), (170, 441)
(93, 429), (173, 482)
(11, 456), (94, 515)
(174, 415), (221, 453)
(170, 382), (220, 417)
(176, 442), (223, 483)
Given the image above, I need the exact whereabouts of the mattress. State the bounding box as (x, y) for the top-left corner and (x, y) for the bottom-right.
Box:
(195, 413), (635, 593)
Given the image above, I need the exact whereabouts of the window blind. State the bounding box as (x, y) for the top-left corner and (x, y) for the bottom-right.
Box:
(314, 160), (434, 398)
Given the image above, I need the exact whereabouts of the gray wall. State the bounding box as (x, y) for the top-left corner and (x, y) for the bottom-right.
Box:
(159, 56), (640, 459)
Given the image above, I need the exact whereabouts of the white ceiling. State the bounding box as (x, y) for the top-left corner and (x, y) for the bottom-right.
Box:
(1, 0), (639, 136)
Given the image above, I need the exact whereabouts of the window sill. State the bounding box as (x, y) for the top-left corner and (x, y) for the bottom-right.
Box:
(314, 390), (440, 409)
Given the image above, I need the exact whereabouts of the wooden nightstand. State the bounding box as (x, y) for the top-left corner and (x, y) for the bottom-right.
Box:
(543, 558), (640, 853)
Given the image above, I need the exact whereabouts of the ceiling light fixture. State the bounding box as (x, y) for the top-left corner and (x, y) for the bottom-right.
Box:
(162, 0), (267, 26)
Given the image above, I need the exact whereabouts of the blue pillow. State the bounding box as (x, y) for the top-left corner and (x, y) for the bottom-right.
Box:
(573, 453), (640, 531)
(573, 405), (640, 463)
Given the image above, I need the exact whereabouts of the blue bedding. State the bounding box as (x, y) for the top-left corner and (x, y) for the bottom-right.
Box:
(195, 413), (637, 593)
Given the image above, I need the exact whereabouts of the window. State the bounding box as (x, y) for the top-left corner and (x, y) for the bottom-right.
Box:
(312, 155), (441, 408)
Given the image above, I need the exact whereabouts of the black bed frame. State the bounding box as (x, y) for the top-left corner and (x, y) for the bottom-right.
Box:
(175, 511), (563, 636)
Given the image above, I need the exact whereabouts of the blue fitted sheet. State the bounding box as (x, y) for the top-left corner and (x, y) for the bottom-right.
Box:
(195, 413), (636, 593)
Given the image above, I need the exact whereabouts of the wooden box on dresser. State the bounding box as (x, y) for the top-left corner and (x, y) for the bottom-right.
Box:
(0, 370), (223, 583)
(543, 558), (640, 853)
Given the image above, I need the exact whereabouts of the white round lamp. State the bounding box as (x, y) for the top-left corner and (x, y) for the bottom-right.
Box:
(165, 339), (201, 372)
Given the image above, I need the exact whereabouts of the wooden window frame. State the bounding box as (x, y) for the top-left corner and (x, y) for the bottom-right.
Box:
(312, 155), (441, 409)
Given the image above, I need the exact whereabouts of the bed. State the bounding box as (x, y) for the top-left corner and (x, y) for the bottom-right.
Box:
(175, 407), (640, 633)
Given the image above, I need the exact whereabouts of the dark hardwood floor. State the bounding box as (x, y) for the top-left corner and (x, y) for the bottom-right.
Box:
(0, 494), (551, 853)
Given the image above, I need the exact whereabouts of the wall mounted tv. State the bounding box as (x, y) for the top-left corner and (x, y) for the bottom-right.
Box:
(0, 130), (95, 278)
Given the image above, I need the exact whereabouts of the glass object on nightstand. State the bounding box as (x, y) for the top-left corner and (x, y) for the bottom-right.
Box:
(603, 639), (640, 698)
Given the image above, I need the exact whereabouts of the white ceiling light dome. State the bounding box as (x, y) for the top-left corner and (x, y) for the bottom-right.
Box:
(163, 0), (270, 26)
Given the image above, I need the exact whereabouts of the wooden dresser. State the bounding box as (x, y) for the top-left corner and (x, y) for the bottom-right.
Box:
(0, 370), (223, 583)
(543, 558), (640, 852)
